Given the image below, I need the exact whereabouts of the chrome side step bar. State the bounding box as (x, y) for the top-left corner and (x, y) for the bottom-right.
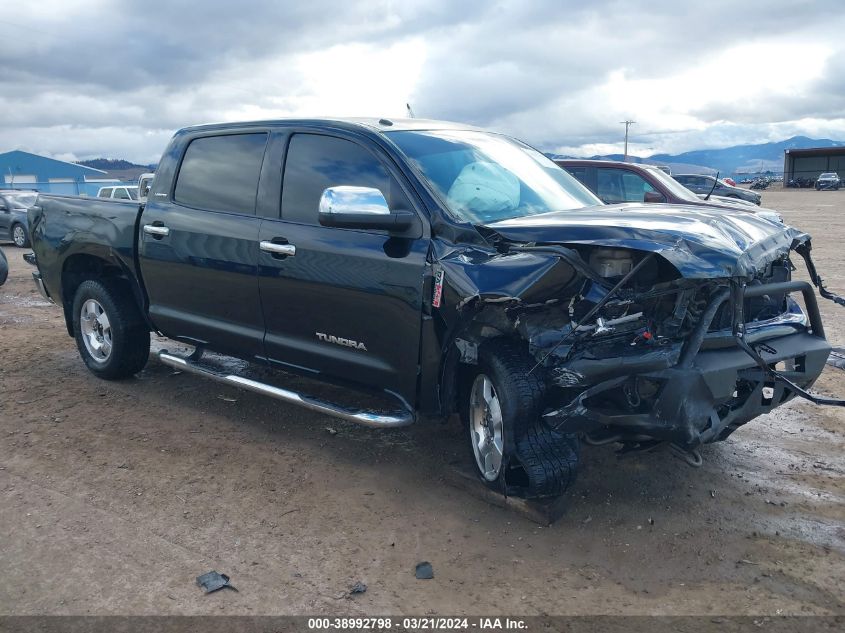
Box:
(158, 351), (415, 428)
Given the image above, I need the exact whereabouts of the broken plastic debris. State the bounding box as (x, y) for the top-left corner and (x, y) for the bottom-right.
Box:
(349, 581), (367, 595)
(217, 395), (237, 403)
(415, 561), (434, 580)
(825, 348), (845, 370)
(196, 571), (237, 594)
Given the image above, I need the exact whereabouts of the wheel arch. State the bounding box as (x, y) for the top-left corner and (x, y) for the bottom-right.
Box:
(60, 253), (148, 336)
(437, 309), (528, 420)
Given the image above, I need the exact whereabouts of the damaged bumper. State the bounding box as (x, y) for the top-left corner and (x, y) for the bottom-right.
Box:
(544, 281), (830, 447)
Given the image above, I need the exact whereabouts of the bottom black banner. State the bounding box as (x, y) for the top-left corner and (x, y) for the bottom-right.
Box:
(0, 616), (842, 633)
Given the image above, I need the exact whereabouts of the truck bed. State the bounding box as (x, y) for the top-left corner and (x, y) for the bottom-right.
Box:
(28, 194), (143, 310)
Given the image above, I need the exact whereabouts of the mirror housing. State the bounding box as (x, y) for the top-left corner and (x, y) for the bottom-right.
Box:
(318, 186), (414, 231)
(643, 191), (665, 203)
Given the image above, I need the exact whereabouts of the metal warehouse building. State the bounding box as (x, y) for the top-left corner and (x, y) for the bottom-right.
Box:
(783, 146), (845, 182)
(0, 150), (120, 196)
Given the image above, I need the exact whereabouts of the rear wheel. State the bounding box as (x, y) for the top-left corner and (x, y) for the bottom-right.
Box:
(11, 223), (29, 248)
(462, 339), (579, 498)
(72, 279), (150, 379)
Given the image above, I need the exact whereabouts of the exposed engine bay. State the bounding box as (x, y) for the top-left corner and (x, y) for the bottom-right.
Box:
(434, 216), (845, 469)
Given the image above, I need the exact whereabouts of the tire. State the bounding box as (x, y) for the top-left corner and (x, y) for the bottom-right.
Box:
(0, 250), (8, 286)
(72, 279), (150, 379)
(515, 421), (580, 498)
(461, 339), (579, 498)
(11, 223), (29, 248)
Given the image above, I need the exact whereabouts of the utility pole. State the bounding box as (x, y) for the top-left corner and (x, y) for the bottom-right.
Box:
(620, 120), (636, 162)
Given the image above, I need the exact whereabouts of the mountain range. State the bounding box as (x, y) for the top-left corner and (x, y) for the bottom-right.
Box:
(553, 136), (845, 176)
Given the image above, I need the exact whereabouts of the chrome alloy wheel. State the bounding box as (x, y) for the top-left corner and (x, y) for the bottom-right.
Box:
(469, 373), (505, 481)
(12, 225), (26, 247)
(80, 299), (113, 362)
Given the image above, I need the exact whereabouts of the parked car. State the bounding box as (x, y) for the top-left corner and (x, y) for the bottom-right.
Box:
(97, 185), (139, 200)
(0, 247), (7, 286)
(0, 190), (38, 247)
(27, 118), (834, 499)
(815, 172), (841, 190)
(555, 160), (782, 223)
(673, 174), (762, 205)
(722, 177), (737, 186)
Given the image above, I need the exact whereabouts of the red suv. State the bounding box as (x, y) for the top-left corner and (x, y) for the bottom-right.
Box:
(555, 159), (780, 222)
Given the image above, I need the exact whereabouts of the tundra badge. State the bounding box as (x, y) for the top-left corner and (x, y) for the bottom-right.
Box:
(316, 332), (368, 351)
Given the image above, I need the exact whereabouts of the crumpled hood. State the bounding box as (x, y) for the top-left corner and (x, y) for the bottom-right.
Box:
(484, 203), (807, 279)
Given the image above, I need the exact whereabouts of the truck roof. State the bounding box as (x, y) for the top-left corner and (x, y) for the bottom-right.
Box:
(555, 159), (663, 170)
(177, 117), (481, 135)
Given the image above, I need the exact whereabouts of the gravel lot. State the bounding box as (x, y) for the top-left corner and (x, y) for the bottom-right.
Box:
(0, 188), (843, 616)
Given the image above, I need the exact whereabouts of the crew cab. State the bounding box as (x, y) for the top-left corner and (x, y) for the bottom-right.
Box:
(556, 159), (781, 222)
(27, 118), (835, 498)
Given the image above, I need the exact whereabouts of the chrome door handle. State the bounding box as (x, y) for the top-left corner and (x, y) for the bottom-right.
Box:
(260, 241), (296, 256)
(143, 224), (170, 237)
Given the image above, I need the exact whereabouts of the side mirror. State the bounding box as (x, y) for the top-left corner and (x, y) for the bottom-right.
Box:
(318, 186), (414, 231)
(643, 191), (665, 203)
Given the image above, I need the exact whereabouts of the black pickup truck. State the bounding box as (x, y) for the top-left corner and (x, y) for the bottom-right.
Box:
(27, 118), (836, 498)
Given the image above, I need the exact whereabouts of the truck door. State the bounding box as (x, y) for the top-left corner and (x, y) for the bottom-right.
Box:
(258, 132), (429, 404)
(138, 132), (269, 360)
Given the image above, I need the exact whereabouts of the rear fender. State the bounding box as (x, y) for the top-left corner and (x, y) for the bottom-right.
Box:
(60, 251), (149, 336)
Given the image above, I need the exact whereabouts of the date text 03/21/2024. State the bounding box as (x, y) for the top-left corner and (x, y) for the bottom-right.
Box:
(307, 617), (528, 630)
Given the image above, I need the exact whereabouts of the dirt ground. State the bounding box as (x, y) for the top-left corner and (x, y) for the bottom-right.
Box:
(0, 188), (843, 616)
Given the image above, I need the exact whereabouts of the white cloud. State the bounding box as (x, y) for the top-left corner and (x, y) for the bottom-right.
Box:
(1, 0), (844, 163)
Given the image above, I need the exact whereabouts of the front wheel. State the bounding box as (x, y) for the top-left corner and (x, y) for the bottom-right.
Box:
(11, 223), (29, 248)
(462, 339), (579, 498)
(72, 279), (150, 379)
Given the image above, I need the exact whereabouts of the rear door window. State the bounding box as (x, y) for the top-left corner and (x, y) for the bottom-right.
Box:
(174, 133), (269, 215)
(113, 188), (130, 200)
(98, 188), (113, 198)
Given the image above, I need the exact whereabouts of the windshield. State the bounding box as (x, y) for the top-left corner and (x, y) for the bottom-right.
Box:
(643, 166), (702, 202)
(7, 193), (37, 207)
(386, 129), (601, 223)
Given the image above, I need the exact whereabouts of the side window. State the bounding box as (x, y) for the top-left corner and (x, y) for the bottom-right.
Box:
(620, 172), (654, 202)
(174, 133), (268, 215)
(281, 134), (404, 225)
(564, 166), (588, 185)
(113, 188), (130, 200)
(99, 188), (113, 198)
(596, 168), (625, 204)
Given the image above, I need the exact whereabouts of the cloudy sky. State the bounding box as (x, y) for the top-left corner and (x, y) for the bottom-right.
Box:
(2, 0), (844, 164)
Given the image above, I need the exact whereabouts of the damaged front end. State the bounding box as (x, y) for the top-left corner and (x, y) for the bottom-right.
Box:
(435, 208), (842, 459)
